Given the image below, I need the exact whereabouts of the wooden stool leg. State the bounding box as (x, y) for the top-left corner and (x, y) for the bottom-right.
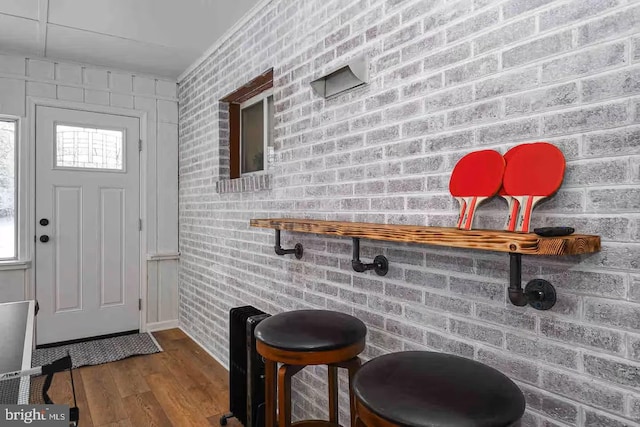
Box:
(265, 359), (277, 427)
(278, 364), (304, 427)
(328, 365), (339, 423)
(340, 357), (362, 427)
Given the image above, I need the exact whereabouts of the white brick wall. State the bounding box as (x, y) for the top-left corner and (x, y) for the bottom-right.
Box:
(178, 0), (640, 425)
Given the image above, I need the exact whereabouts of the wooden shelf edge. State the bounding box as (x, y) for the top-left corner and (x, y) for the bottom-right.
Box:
(249, 218), (601, 256)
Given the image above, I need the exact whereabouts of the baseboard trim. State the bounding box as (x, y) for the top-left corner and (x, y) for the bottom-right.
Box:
(146, 320), (179, 332)
(179, 326), (229, 370)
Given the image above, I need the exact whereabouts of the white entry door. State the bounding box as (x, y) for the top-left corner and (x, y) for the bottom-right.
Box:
(35, 106), (141, 345)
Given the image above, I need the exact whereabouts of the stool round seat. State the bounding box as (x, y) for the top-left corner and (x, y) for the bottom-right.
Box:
(353, 351), (525, 427)
(256, 310), (367, 427)
(255, 309), (367, 352)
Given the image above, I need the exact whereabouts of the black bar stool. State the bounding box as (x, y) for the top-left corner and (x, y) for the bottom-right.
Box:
(255, 310), (367, 427)
(353, 351), (526, 427)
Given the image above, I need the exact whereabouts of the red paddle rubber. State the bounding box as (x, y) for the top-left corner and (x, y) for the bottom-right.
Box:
(449, 150), (506, 230)
(502, 142), (566, 233)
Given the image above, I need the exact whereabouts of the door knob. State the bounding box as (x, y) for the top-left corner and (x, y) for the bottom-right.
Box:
(39, 235), (49, 243)
(39, 218), (49, 226)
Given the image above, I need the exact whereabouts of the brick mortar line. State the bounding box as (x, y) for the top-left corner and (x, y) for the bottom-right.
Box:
(291, 78), (635, 130)
(437, 1), (638, 49)
(269, 40), (634, 113)
(273, 95), (636, 142)
(537, 362), (640, 398)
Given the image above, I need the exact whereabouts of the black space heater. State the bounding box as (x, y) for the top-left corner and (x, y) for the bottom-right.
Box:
(220, 306), (269, 427)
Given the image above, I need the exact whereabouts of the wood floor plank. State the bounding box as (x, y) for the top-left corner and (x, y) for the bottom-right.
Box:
(80, 364), (128, 426)
(132, 352), (167, 377)
(122, 391), (173, 427)
(158, 349), (201, 391)
(146, 372), (211, 427)
(185, 383), (227, 419)
(45, 329), (233, 427)
(154, 329), (187, 342)
(167, 345), (213, 387)
(108, 357), (150, 398)
(97, 419), (132, 427)
(153, 330), (187, 351)
(181, 339), (230, 387)
(46, 368), (95, 427)
(154, 336), (182, 352)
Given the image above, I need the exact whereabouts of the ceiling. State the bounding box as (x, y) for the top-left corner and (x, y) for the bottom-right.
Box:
(0, 0), (261, 79)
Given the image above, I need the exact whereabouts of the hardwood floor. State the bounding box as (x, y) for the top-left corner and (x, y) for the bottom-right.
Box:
(47, 329), (238, 427)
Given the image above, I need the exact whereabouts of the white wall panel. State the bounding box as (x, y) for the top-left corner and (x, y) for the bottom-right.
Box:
(155, 81), (176, 98)
(27, 59), (54, 80)
(84, 89), (109, 105)
(83, 68), (109, 89)
(0, 78), (25, 116)
(54, 63), (82, 85)
(57, 85), (83, 102)
(109, 72), (133, 93)
(0, 270), (27, 303)
(26, 81), (56, 98)
(157, 100), (178, 124)
(157, 122), (178, 252)
(158, 260), (178, 321)
(146, 259), (177, 323)
(0, 54), (25, 75)
(0, 52), (179, 329)
(146, 262), (158, 323)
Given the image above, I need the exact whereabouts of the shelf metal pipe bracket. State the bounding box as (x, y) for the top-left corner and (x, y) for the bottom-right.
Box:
(274, 229), (303, 259)
(508, 253), (556, 310)
(351, 238), (388, 276)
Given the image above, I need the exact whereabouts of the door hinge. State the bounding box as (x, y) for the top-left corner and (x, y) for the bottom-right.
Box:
(139, 298), (142, 311)
(138, 139), (142, 152)
(139, 219), (142, 231)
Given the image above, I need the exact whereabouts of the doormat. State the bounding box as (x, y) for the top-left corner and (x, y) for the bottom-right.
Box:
(32, 332), (163, 369)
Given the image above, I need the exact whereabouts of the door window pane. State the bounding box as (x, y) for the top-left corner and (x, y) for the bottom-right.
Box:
(0, 120), (16, 259)
(241, 101), (264, 174)
(55, 125), (124, 170)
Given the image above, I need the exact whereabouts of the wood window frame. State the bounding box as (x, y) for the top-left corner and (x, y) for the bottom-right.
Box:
(221, 69), (273, 179)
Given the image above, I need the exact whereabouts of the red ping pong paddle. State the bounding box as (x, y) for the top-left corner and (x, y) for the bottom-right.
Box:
(499, 144), (528, 232)
(449, 150), (506, 230)
(502, 142), (566, 233)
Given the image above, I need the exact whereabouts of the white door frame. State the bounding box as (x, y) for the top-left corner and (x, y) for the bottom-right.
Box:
(26, 97), (150, 333)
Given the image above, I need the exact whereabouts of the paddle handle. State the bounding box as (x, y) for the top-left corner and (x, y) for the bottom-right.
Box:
(516, 195), (546, 232)
(463, 196), (490, 230)
(455, 197), (467, 229)
(502, 196), (520, 232)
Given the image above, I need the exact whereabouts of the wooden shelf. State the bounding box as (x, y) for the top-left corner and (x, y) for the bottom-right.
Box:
(250, 218), (600, 256)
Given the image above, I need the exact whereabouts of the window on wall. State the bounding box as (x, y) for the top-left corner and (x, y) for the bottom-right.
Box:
(240, 91), (274, 174)
(0, 119), (17, 259)
(221, 69), (274, 179)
